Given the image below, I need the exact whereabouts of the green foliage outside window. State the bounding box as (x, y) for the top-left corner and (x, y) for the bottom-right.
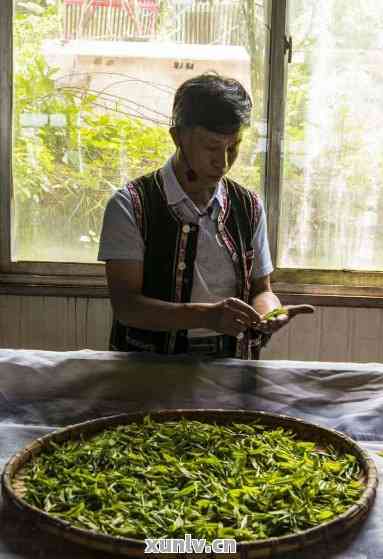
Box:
(13, 2), (263, 261)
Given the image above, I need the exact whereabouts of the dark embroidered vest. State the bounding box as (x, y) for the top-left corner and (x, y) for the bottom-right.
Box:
(109, 169), (263, 359)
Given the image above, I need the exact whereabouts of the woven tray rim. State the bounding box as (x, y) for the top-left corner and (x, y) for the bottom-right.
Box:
(1, 409), (378, 557)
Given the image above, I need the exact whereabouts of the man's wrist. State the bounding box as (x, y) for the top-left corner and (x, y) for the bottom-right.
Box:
(183, 302), (213, 330)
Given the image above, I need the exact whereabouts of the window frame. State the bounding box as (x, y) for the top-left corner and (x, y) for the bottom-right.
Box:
(265, 0), (383, 305)
(1, 0), (383, 305)
(0, 0), (111, 296)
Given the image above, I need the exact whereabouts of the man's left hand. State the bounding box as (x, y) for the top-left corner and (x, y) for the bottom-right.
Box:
(252, 304), (315, 335)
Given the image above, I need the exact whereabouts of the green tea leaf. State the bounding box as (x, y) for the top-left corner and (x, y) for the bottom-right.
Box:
(22, 416), (364, 542)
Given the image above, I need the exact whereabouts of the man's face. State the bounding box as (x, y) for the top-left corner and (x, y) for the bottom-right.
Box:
(177, 125), (244, 185)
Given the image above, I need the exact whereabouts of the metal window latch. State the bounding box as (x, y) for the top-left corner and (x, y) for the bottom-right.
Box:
(284, 35), (293, 63)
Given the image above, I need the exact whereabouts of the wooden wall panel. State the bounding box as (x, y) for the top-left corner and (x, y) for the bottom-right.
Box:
(318, 307), (352, 362)
(261, 308), (323, 361)
(84, 298), (113, 351)
(19, 295), (44, 349)
(261, 320), (289, 360)
(349, 307), (383, 363)
(0, 295), (383, 363)
(74, 298), (90, 349)
(288, 308), (322, 361)
(2, 296), (76, 350)
(0, 295), (22, 348)
(42, 297), (76, 350)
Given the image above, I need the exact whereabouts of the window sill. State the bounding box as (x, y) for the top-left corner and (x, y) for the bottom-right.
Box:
(1, 271), (383, 307)
(273, 282), (383, 308)
(0, 271), (109, 297)
(271, 268), (383, 307)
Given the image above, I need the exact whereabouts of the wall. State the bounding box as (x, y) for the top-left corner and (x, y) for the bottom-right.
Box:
(1, 294), (383, 363)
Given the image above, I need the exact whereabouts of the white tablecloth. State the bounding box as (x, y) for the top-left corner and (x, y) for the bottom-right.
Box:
(1, 349), (383, 558)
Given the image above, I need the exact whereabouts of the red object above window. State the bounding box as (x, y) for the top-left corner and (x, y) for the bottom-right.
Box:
(64, 0), (158, 10)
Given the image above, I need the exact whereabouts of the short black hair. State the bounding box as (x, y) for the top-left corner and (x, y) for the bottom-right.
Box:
(172, 72), (252, 134)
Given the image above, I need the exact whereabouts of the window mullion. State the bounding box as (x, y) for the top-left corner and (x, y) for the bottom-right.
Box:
(265, 0), (289, 267)
(0, 0), (12, 271)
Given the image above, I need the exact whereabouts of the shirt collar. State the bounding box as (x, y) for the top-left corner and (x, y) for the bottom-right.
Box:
(160, 155), (225, 210)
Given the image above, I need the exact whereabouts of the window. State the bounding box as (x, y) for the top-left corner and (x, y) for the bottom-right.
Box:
(3, 0), (269, 267)
(271, 0), (383, 292)
(280, 0), (383, 272)
(1, 0), (382, 298)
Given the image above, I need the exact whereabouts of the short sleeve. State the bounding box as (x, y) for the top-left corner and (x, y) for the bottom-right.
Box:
(252, 199), (274, 278)
(97, 188), (145, 262)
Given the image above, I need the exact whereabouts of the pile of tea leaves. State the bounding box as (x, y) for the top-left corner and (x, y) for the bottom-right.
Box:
(22, 416), (363, 541)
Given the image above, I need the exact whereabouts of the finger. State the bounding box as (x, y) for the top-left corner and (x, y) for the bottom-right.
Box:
(231, 310), (255, 327)
(227, 298), (262, 322)
(261, 323), (275, 334)
(264, 316), (287, 327)
(234, 317), (247, 329)
(252, 322), (273, 335)
(260, 314), (287, 331)
(226, 304), (260, 328)
(269, 317), (287, 331)
(265, 322), (283, 334)
(285, 304), (315, 318)
(227, 323), (245, 337)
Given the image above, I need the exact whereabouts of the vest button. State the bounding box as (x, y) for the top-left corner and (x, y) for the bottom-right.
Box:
(218, 223), (224, 232)
(178, 261), (186, 271)
(182, 224), (191, 233)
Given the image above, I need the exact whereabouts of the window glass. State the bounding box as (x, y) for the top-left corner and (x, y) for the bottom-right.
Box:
(13, 0), (269, 262)
(279, 0), (383, 271)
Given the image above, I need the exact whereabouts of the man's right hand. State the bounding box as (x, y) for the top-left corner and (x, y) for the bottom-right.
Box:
(207, 297), (262, 337)
(106, 262), (261, 335)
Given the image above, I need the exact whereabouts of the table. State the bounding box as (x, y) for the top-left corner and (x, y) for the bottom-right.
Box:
(1, 349), (383, 558)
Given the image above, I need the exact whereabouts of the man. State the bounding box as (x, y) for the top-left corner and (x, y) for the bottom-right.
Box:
(98, 73), (313, 359)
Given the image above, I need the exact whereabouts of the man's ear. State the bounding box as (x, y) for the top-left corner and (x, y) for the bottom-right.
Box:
(169, 126), (179, 147)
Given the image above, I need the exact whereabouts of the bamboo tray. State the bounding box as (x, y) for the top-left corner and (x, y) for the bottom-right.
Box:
(1, 409), (378, 558)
